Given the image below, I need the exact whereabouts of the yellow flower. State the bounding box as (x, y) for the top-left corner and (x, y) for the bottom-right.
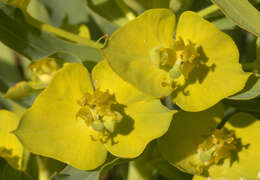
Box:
(158, 104), (260, 179)
(158, 103), (224, 175)
(14, 60), (174, 170)
(0, 110), (24, 170)
(102, 9), (251, 112)
(3, 57), (61, 99)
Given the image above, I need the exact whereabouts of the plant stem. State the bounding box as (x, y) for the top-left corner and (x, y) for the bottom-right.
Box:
(198, 4), (219, 17)
(24, 12), (103, 49)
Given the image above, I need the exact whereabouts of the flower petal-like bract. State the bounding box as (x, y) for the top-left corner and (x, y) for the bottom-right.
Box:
(93, 60), (174, 158)
(157, 103), (224, 175)
(15, 63), (107, 170)
(102, 9), (175, 98)
(0, 110), (23, 169)
(173, 11), (251, 111)
(193, 112), (260, 179)
(102, 9), (250, 112)
(15, 61), (174, 170)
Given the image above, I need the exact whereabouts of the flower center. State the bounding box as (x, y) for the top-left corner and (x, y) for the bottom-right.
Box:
(150, 38), (199, 87)
(76, 89), (123, 143)
(195, 128), (238, 175)
(28, 58), (60, 85)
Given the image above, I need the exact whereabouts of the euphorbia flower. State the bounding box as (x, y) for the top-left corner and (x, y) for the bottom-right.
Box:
(102, 9), (251, 112)
(158, 104), (260, 179)
(0, 110), (24, 170)
(14, 60), (174, 170)
(4, 57), (61, 99)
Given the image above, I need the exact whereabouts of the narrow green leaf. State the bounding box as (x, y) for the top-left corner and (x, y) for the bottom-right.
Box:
(52, 158), (128, 180)
(0, 92), (26, 117)
(136, 0), (170, 9)
(228, 74), (260, 100)
(150, 158), (192, 180)
(0, 2), (103, 63)
(86, 3), (118, 35)
(211, 0), (260, 36)
(212, 17), (235, 30)
(129, 142), (192, 180)
(86, 0), (132, 27)
(36, 156), (65, 180)
(52, 166), (99, 180)
(40, 0), (104, 40)
(0, 42), (25, 87)
(223, 98), (260, 112)
(124, 0), (170, 14)
(0, 158), (30, 180)
(40, 0), (89, 26)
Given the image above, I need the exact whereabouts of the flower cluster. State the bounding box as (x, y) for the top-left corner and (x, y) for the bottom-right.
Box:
(2, 7), (259, 180)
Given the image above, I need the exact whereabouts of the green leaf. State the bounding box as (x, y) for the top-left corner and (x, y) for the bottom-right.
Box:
(211, 0), (260, 36)
(150, 157), (192, 180)
(0, 2), (103, 63)
(86, 2), (118, 35)
(228, 74), (260, 100)
(212, 17), (236, 30)
(36, 156), (65, 179)
(86, 0), (132, 27)
(0, 42), (23, 86)
(124, 0), (170, 14)
(40, 0), (89, 26)
(135, 0), (170, 9)
(40, 0), (104, 40)
(27, 0), (51, 24)
(223, 98), (260, 112)
(52, 166), (99, 180)
(194, 113), (260, 179)
(0, 158), (30, 180)
(52, 158), (128, 180)
(127, 142), (192, 180)
(99, 158), (128, 179)
(0, 92), (26, 117)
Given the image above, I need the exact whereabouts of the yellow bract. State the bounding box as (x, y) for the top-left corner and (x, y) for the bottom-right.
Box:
(14, 60), (174, 170)
(0, 110), (23, 170)
(102, 9), (251, 112)
(193, 113), (260, 179)
(157, 103), (224, 175)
